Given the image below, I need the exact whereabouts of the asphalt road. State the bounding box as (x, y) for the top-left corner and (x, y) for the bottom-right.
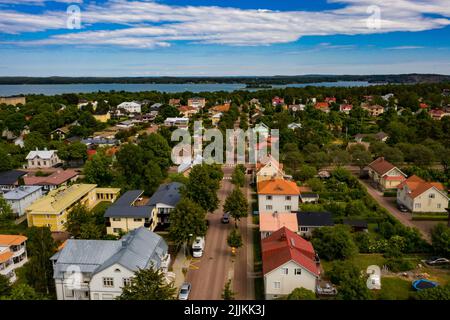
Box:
(185, 166), (234, 300)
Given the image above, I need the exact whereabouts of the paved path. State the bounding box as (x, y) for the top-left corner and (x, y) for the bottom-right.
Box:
(358, 178), (433, 243)
(185, 167), (234, 300)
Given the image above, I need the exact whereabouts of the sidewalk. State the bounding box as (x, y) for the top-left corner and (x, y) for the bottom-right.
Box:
(171, 245), (191, 289)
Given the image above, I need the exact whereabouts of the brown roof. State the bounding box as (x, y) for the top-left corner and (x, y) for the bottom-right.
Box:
(262, 227), (319, 276)
(259, 213), (298, 232)
(398, 175), (447, 199)
(257, 179), (300, 195)
(0, 251), (13, 263)
(0, 234), (27, 246)
(24, 169), (78, 186)
(368, 157), (398, 176)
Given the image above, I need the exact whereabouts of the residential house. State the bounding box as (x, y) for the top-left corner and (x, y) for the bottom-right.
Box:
(0, 96), (26, 106)
(429, 109), (450, 120)
(23, 169), (79, 192)
(188, 97), (206, 109)
(339, 104), (353, 114)
(262, 227), (319, 300)
(164, 117), (189, 128)
(287, 123), (302, 131)
(116, 120), (135, 129)
(257, 179), (300, 214)
(117, 101), (142, 113)
(26, 184), (120, 232)
(296, 212), (334, 238)
(150, 103), (163, 111)
(256, 155), (285, 183)
(299, 192), (319, 204)
(0, 235), (28, 283)
(26, 148), (61, 169)
(272, 96), (285, 107)
(397, 175), (449, 213)
(343, 219), (368, 232)
(81, 137), (118, 148)
(51, 126), (71, 140)
(249, 98), (261, 107)
(253, 122), (270, 138)
(3, 186), (43, 218)
(259, 213), (298, 239)
(177, 154), (203, 177)
(93, 113), (111, 123)
(314, 102), (330, 113)
(178, 106), (198, 118)
(211, 112), (223, 126)
(374, 131), (389, 142)
(104, 190), (157, 236)
(367, 157), (407, 190)
(325, 97), (336, 104)
(362, 104), (384, 117)
(0, 170), (26, 193)
(147, 182), (183, 226)
(382, 93), (394, 101)
(288, 104), (306, 112)
(50, 227), (170, 300)
(209, 103), (230, 114)
(169, 98), (181, 107)
(77, 100), (98, 110)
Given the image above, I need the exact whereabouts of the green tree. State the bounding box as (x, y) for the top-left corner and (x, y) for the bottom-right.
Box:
(286, 287), (316, 300)
(64, 205), (91, 238)
(222, 279), (236, 300)
(0, 274), (11, 297)
(412, 284), (450, 300)
(4, 113), (26, 135)
(169, 198), (207, 245)
(184, 165), (221, 212)
(231, 165), (245, 187)
(431, 223), (450, 257)
(294, 164), (317, 182)
(223, 188), (248, 226)
(4, 284), (42, 300)
(351, 149), (373, 176)
(328, 260), (371, 300)
(0, 148), (13, 172)
(118, 268), (176, 300)
(312, 225), (358, 260)
(227, 228), (243, 248)
(83, 152), (114, 186)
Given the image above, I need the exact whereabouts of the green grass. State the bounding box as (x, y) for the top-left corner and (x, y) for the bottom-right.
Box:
(253, 227), (262, 272)
(322, 254), (387, 274)
(376, 277), (414, 300)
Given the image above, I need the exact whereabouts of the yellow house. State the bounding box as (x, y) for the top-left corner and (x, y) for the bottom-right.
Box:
(26, 184), (120, 232)
(93, 113), (111, 123)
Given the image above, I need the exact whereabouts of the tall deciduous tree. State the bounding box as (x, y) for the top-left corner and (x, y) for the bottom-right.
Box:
(184, 165), (221, 212)
(118, 268), (176, 300)
(223, 188), (248, 226)
(169, 198), (207, 245)
(83, 152), (114, 186)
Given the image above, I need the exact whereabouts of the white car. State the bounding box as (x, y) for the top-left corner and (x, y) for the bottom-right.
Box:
(178, 282), (191, 300)
(192, 236), (205, 258)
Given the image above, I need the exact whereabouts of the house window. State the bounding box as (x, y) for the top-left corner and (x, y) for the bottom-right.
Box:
(265, 205), (273, 211)
(437, 204), (442, 209)
(285, 205), (292, 211)
(285, 196), (291, 201)
(123, 278), (131, 287)
(295, 268), (302, 275)
(266, 196), (272, 200)
(415, 203), (421, 209)
(112, 218), (121, 221)
(429, 194), (435, 199)
(300, 227), (308, 232)
(133, 218), (142, 222)
(281, 268), (288, 275)
(103, 277), (114, 287)
(65, 288), (74, 297)
(274, 282), (281, 289)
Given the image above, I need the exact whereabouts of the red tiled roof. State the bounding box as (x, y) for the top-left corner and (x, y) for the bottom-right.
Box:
(398, 175), (446, 199)
(257, 179), (300, 195)
(262, 227), (319, 276)
(315, 102), (329, 109)
(24, 169), (78, 186)
(368, 157), (399, 176)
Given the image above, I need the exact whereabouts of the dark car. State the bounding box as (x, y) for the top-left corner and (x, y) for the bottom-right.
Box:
(221, 212), (230, 224)
(397, 203), (409, 213)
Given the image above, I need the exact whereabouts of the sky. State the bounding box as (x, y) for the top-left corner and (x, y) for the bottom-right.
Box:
(0, 0), (450, 76)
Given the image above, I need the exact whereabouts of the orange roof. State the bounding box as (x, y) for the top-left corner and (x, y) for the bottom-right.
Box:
(262, 227), (319, 276)
(298, 186), (312, 193)
(0, 234), (27, 246)
(257, 179), (300, 195)
(0, 251), (13, 263)
(260, 213), (298, 232)
(398, 175), (446, 199)
(210, 104), (230, 113)
(315, 102), (329, 109)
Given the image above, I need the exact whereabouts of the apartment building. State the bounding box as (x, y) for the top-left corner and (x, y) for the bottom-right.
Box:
(147, 182), (183, 226)
(257, 179), (300, 214)
(25, 148), (61, 169)
(26, 184), (120, 232)
(0, 235), (28, 283)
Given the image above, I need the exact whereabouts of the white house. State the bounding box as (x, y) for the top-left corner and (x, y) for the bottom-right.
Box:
(257, 179), (300, 214)
(262, 227), (319, 300)
(287, 123), (302, 131)
(3, 186), (43, 217)
(0, 235), (28, 283)
(164, 117), (189, 128)
(397, 175), (449, 213)
(25, 148), (61, 169)
(256, 155), (286, 183)
(253, 122), (270, 138)
(117, 101), (142, 113)
(50, 227), (170, 300)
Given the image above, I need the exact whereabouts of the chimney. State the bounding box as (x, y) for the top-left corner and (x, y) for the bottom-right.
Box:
(280, 231), (286, 241)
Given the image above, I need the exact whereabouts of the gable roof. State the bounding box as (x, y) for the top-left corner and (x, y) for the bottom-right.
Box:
(296, 211), (334, 227)
(148, 182), (183, 207)
(51, 227), (168, 279)
(262, 227), (319, 276)
(257, 179), (300, 195)
(367, 157), (405, 177)
(3, 186), (42, 200)
(0, 234), (28, 246)
(0, 170), (26, 185)
(25, 149), (57, 160)
(104, 190), (154, 218)
(398, 175), (448, 199)
(23, 169), (78, 186)
(259, 213), (298, 233)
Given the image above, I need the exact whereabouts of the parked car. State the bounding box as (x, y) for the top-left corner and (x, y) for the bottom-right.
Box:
(397, 203), (409, 213)
(425, 257), (450, 266)
(192, 236), (205, 258)
(178, 282), (191, 300)
(221, 212), (230, 224)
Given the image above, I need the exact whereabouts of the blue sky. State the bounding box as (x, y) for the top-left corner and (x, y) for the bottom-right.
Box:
(0, 0), (450, 76)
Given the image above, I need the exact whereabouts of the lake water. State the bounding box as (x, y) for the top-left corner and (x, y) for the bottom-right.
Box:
(0, 81), (374, 96)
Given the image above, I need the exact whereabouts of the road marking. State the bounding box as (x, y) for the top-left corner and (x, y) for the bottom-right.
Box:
(189, 260), (201, 270)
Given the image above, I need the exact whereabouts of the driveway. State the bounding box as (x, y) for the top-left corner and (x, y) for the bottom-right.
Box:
(358, 179), (434, 243)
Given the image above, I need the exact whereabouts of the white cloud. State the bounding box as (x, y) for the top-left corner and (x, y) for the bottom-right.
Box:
(387, 46), (425, 50)
(1, 0), (449, 48)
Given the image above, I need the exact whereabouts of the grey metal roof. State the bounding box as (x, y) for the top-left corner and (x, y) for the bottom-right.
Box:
(0, 170), (27, 185)
(104, 190), (154, 218)
(114, 190), (143, 206)
(51, 227), (168, 279)
(3, 186), (42, 200)
(148, 182), (183, 207)
(296, 211), (334, 227)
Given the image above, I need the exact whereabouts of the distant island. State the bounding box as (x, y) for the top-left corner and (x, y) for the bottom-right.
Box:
(0, 73), (450, 85)
(245, 83), (273, 89)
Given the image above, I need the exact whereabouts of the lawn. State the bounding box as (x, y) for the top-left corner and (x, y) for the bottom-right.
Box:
(321, 254), (387, 274)
(376, 277), (414, 300)
(252, 226), (264, 300)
